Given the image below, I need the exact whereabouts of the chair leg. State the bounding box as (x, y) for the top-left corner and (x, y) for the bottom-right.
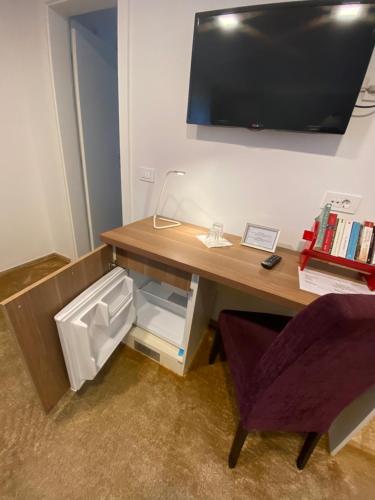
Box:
(209, 327), (226, 364)
(296, 432), (322, 470)
(228, 423), (248, 469)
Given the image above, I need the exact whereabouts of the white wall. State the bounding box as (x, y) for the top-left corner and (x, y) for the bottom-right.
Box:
(0, 0), (75, 271)
(125, 0), (375, 252)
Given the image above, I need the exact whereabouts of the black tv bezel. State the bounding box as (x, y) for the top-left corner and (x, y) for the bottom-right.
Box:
(186, 0), (375, 135)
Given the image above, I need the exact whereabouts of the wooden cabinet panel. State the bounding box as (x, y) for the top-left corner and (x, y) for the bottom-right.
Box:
(1, 245), (113, 412)
(115, 248), (192, 291)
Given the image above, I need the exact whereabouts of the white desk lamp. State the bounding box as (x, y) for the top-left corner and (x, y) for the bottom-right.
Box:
(153, 170), (186, 229)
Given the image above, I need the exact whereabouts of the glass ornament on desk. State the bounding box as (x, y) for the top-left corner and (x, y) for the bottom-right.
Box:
(196, 222), (232, 248)
(207, 222), (224, 242)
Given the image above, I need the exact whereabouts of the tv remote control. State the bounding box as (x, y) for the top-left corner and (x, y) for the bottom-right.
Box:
(261, 254), (282, 270)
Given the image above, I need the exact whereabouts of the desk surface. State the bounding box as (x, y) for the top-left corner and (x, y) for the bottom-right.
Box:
(101, 217), (318, 311)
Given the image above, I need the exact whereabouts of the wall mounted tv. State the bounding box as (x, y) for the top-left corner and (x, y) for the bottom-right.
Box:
(187, 1), (375, 134)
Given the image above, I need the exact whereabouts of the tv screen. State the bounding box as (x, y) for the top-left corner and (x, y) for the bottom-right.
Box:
(187, 1), (375, 134)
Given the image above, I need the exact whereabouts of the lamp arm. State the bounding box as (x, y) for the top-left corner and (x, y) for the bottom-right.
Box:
(153, 170), (185, 230)
(154, 174), (170, 219)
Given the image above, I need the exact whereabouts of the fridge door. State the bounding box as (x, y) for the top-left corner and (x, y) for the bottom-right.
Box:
(55, 267), (135, 391)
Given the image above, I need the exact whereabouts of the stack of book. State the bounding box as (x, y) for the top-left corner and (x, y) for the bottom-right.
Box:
(315, 205), (375, 264)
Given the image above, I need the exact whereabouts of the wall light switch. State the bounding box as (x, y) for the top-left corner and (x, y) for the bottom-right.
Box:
(139, 167), (155, 183)
(321, 191), (363, 215)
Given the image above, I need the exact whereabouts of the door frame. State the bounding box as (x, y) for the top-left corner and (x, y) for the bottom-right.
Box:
(44, 0), (132, 258)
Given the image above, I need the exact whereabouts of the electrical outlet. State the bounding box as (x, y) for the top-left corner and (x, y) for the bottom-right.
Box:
(320, 191), (362, 215)
(139, 167), (155, 183)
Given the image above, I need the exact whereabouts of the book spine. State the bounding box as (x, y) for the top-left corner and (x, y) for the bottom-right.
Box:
(315, 204), (332, 249)
(322, 213), (338, 253)
(352, 222), (362, 260)
(338, 220), (353, 258)
(329, 218), (339, 254)
(367, 227), (375, 264)
(331, 218), (344, 256)
(345, 223), (355, 260)
(346, 222), (361, 260)
(358, 222), (374, 262)
(355, 224), (364, 261)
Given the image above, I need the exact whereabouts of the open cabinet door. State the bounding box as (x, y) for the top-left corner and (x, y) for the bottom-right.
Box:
(1, 246), (113, 412)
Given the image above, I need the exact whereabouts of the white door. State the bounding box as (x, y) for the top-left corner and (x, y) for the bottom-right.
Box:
(71, 22), (122, 250)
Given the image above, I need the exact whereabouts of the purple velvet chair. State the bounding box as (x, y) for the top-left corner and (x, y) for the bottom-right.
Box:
(209, 294), (375, 469)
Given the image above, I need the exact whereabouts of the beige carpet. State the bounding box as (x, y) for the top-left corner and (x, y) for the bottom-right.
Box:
(1, 257), (375, 499)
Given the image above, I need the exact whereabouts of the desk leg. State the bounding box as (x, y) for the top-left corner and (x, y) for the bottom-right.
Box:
(183, 276), (216, 373)
(209, 326), (226, 364)
(329, 385), (375, 455)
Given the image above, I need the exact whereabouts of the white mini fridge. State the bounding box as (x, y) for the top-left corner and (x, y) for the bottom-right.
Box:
(55, 267), (135, 391)
(55, 266), (200, 391)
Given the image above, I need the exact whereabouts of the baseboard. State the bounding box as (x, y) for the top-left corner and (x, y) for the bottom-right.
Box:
(0, 253), (70, 278)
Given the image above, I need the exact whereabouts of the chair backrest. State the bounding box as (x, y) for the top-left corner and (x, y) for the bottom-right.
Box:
(244, 294), (375, 433)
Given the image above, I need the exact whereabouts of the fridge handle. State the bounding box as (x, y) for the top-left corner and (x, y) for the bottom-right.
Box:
(94, 294), (133, 327)
(108, 293), (133, 318)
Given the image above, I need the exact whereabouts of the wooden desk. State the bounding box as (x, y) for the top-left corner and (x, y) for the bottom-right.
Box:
(101, 217), (317, 311)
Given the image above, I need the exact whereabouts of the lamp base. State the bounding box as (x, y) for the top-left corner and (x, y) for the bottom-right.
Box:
(153, 215), (182, 230)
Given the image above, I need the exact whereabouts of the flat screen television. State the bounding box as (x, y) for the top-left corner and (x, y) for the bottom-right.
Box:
(187, 1), (375, 134)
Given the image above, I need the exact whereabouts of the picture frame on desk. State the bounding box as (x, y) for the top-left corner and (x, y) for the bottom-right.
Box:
(241, 223), (280, 253)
